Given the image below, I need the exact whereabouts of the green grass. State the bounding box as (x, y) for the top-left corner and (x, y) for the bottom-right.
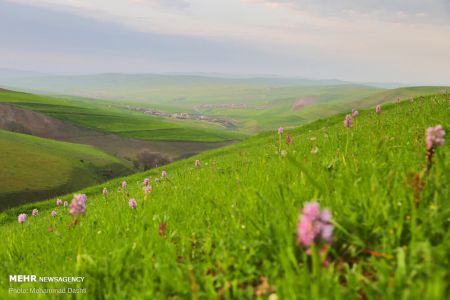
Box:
(0, 94), (448, 299)
(0, 130), (131, 210)
(0, 90), (246, 142)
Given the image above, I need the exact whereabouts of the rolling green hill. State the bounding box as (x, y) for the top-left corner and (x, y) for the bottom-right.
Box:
(1, 94), (448, 299)
(0, 89), (246, 142)
(1, 77), (447, 135)
(0, 130), (131, 210)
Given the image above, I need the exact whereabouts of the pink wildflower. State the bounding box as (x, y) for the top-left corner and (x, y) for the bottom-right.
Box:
(297, 202), (333, 248)
(278, 127), (284, 135)
(351, 109), (359, 117)
(103, 187), (108, 196)
(375, 104), (381, 114)
(343, 114), (353, 128)
(144, 186), (152, 195)
(51, 210), (57, 217)
(161, 171), (167, 178)
(425, 125), (446, 171)
(63, 201), (68, 207)
(195, 160), (201, 167)
(56, 199), (62, 206)
(70, 194), (87, 217)
(121, 181), (127, 189)
(18, 213), (27, 224)
(32, 209), (39, 217)
(426, 125), (445, 150)
(143, 178), (150, 186)
(128, 198), (137, 209)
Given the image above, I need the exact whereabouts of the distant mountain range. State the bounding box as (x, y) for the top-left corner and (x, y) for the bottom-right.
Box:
(0, 68), (412, 95)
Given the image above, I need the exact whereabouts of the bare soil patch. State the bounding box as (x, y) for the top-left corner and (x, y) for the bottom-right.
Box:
(291, 96), (320, 111)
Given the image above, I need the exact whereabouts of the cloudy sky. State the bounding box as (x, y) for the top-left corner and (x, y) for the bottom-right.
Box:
(1, 0), (450, 84)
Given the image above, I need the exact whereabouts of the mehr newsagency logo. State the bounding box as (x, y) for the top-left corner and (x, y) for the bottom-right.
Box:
(8, 275), (87, 294)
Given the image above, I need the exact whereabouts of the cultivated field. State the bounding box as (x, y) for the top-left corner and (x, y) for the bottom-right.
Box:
(1, 94), (448, 299)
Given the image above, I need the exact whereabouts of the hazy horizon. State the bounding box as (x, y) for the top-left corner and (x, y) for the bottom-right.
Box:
(1, 0), (450, 85)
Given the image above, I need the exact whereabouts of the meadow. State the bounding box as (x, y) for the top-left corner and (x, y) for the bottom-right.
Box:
(0, 93), (448, 299)
(0, 130), (131, 210)
(0, 89), (245, 142)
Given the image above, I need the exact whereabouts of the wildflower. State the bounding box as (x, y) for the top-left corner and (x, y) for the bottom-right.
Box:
(297, 202), (333, 248)
(278, 127), (284, 135)
(102, 187), (108, 196)
(32, 209), (39, 217)
(144, 186), (152, 195)
(121, 181), (127, 189)
(143, 178), (150, 186)
(63, 201), (68, 207)
(18, 213), (27, 224)
(343, 114), (353, 128)
(161, 170), (167, 178)
(128, 198), (137, 209)
(375, 104), (381, 114)
(56, 199), (62, 206)
(425, 125), (445, 170)
(195, 160), (201, 167)
(286, 134), (292, 145)
(70, 194), (87, 217)
(351, 109), (359, 117)
(426, 125), (445, 150)
(51, 210), (57, 217)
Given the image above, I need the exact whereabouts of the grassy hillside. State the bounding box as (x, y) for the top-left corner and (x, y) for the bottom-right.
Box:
(2, 78), (446, 135)
(0, 89), (245, 142)
(0, 130), (131, 210)
(0, 94), (448, 299)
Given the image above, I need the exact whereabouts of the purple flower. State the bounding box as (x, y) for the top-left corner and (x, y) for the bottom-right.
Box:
(278, 127), (284, 135)
(143, 178), (150, 186)
(351, 109), (359, 117)
(426, 125), (445, 150)
(18, 213), (27, 224)
(297, 202), (333, 248)
(121, 181), (127, 189)
(375, 104), (381, 114)
(161, 171), (167, 178)
(102, 187), (108, 196)
(343, 114), (353, 128)
(64, 201), (68, 207)
(56, 199), (62, 206)
(32, 209), (39, 217)
(195, 160), (201, 167)
(51, 210), (57, 217)
(70, 194), (87, 217)
(128, 198), (137, 209)
(143, 186), (152, 195)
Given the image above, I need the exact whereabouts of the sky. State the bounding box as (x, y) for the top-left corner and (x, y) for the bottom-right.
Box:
(1, 0), (450, 84)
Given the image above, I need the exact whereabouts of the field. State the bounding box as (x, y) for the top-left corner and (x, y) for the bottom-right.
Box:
(0, 130), (131, 210)
(0, 89), (245, 142)
(2, 75), (447, 135)
(0, 94), (448, 299)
